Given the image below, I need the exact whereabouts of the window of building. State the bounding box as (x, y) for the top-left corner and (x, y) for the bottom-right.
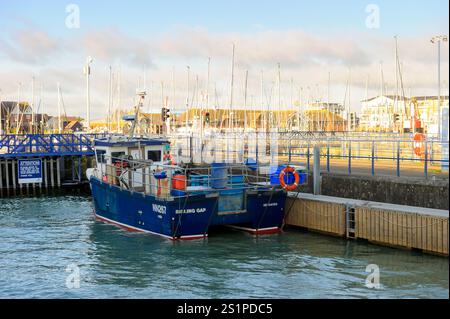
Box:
(147, 150), (161, 162)
(111, 152), (126, 164)
(96, 150), (106, 164)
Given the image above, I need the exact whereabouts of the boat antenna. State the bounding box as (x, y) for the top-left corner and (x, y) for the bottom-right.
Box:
(129, 90), (146, 138)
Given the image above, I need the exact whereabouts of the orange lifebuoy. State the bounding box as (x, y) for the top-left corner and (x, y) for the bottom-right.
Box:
(279, 166), (300, 191)
(413, 133), (425, 157)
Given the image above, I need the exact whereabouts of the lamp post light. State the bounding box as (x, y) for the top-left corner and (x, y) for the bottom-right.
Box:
(431, 35), (448, 140)
(84, 56), (93, 130)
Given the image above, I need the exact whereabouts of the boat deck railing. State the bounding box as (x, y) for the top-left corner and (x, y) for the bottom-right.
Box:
(93, 155), (290, 199)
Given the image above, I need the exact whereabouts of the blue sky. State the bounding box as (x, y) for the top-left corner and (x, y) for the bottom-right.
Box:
(0, 0), (448, 118)
(1, 0), (448, 35)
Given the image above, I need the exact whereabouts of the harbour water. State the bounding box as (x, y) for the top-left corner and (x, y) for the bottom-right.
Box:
(0, 195), (448, 299)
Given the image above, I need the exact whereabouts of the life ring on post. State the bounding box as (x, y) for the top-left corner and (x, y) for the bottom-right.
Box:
(413, 133), (425, 157)
(279, 166), (300, 191)
(163, 152), (176, 165)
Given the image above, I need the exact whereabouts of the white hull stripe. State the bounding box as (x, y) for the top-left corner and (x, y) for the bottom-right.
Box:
(95, 213), (207, 240)
(226, 225), (279, 232)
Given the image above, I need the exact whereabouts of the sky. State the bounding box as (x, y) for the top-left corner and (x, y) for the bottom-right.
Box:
(0, 0), (448, 119)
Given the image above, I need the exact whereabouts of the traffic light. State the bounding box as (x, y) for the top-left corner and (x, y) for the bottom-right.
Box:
(205, 112), (210, 124)
(161, 108), (170, 121)
(394, 113), (400, 122)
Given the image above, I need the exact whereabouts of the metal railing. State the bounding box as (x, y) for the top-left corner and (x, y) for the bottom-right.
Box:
(92, 154), (280, 199)
(0, 133), (107, 158)
(168, 132), (449, 179)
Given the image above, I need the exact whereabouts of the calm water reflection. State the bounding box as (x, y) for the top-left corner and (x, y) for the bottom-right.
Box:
(0, 195), (448, 298)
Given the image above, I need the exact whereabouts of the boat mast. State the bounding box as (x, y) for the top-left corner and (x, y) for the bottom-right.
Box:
(260, 70), (264, 132)
(129, 91), (146, 138)
(348, 68), (351, 131)
(108, 65), (112, 132)
(31, 76), (35, 134)
(40, 83), (45, 133)
(186, 66), (190, 129)
(172, 66), (176, 130)
(15, 82), (21, 134)
(244, 70), (248, 131)
(117, 66), (121, 133)
(277, 63), (281, 130)
(229, 43), (235, 131)
(328, 72), (332, 131)
(57, 82), (62, 133)
(206, 57), (211, 111)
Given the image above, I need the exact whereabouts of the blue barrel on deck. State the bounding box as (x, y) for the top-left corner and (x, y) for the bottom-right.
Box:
(269, 165), (295, 185)
(211, 163), (228, 189)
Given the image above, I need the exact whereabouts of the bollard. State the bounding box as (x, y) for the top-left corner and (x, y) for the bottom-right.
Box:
(313, 145), (321, 195)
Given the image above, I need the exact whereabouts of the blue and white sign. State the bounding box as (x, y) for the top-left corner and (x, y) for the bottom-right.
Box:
(18, 159), (43, 184)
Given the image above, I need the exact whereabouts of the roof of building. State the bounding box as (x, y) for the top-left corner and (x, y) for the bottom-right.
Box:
(65, 120), (82, 130)
(94, 136), (170, 147)
(413, 95), (449, 101)
(361, 95), (409, 102)
(0, 101), (31, 113)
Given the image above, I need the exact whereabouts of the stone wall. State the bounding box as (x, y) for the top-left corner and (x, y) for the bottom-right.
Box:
(299, 173), (449, 210)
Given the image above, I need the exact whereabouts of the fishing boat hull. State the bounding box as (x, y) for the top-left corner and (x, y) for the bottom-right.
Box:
(211, 189), (287, 235)
(90, 177), (218, 240)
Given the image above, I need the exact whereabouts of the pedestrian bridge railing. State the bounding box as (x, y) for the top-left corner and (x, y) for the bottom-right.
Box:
(0, 134), (105, 158)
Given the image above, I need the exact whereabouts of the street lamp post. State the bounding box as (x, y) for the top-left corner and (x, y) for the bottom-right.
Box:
(431, 35), (448, 140)
(84, 56), (93, 130)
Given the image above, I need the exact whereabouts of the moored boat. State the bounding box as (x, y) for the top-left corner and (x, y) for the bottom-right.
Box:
(86, 134), (307, 240)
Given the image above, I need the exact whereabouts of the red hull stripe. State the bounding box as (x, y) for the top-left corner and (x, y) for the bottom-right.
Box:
(94, 213), (207, 241)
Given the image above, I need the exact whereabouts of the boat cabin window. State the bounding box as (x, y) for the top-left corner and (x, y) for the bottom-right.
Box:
(147, 150), (162, 162)
(96, 150), (106, 164)
(111, 151), (126, 164)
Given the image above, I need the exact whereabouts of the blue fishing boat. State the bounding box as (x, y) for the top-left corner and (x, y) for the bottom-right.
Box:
(86, 133), (308, 240)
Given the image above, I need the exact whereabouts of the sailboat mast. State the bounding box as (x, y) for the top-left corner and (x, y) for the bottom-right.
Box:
(107, 66), (113, 132)
(229, 43), (235, 131)
(260, 70), (264, 132)
(117, 67), (121, 133)
(57, 82), (62, 133)
(328, 72), (332, 131)
(186, 66), (190, 129)
(41, 83), (44, 133)
(348, 68), (351, 131)
(206, 57), (211, 110)
(277, 63), (281, 130)
(172, 66), (176, 129)
(31, 76), (35, 134)
(244, 70), (248, 131)
(15, 83), (21, 133)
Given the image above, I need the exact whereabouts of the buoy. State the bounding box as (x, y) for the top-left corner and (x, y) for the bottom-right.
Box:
(279, 166), (300, 191)
(413, 133), (425, 157)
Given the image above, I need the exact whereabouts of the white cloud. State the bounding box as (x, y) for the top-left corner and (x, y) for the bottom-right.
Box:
(0, 25), (448, 119)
